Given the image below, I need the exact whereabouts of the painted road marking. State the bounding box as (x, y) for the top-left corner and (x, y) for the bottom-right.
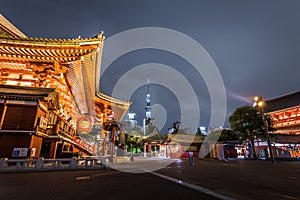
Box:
(76, 176), (90, 180)
(271, 192), (298, 200)
(76, 171), (120, 180)
(150, 171), (236, 200)
(91, 171), (120, 177)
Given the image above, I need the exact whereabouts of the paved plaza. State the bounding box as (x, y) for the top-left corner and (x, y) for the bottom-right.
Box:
(109, 157), (300, 200)
(1, 157), (299, 200)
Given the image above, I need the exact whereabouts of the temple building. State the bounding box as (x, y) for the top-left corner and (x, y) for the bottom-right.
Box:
(265, 91), (300, 158)
(0, 14), (130, 159)
(266, 91), (300, 135)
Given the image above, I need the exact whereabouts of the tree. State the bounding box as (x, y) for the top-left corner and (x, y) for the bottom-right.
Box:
(169, 121), (181, 134)
(218, 129), (238, 141)
(127, 134), (142, 154)
(229, 106), (264, 159)
(205, 128), (238, 142)
(124, 123), (143, 154)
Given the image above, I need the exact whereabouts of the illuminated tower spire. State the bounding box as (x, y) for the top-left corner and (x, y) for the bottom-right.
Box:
(145, 79), (151, 118)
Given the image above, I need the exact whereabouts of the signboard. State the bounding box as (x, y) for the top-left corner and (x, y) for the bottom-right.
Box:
(12, 148), (28, 157)
(39, 116), (48, 130)
(77, 115), (94, 133)
(128, 113), (136, 120)
(30, 148), (36, 157)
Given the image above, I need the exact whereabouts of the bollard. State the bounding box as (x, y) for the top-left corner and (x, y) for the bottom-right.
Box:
(0, 158), (8, 169)
(69, 157), (77, 169)
(101, 157), (106, 169)
(58, 160), (62, 168)
(188, 151), (194, 166)
(36, 157), (44, 169)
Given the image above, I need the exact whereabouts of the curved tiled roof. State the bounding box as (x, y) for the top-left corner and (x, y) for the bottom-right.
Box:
(166, 134), (204, 144)
(271, 134), (300, 143)
(96, 92), (131, 106)
(0, 13), (104, 66)
(95, 92), (131, 121)
(265, 91), (300, 112)
(0, 14), (27, 38)
(0, 32), (104, 45)
(0, 32), (105, 63)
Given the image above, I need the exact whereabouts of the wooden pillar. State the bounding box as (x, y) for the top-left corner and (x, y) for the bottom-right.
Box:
(51, 141), (58, 159)
(102, 139), (107, 157)
(110, 127), (116, 162)
(101, 104), (109, 157)
(144, 143), (147, 157)
(165, 144), (168, 158)
(179, 145), (183, 157)
(0, 102), (7, 128)
(148, 144), (152, 157)
(158, 144), (161, 156)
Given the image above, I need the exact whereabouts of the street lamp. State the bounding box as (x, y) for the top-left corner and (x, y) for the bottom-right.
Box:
(253, 96), (275, 164)
(103, 120), (125, 163)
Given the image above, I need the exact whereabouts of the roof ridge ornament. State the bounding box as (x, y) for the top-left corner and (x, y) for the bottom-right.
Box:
(96, 31), (104, 39)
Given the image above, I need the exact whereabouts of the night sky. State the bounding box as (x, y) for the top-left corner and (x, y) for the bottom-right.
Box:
(1, 0), (300, 134)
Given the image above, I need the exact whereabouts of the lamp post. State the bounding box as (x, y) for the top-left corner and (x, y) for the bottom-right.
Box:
(103, 120), (125, 163)
(96, 133), (101, 156)
(253, 96), (275, 164)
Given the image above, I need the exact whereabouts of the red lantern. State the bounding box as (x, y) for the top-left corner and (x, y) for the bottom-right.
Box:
(77, 115), (94, 133)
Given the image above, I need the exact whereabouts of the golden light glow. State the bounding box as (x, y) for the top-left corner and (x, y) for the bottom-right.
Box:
(253, 96), (265, 108)
(6, 80), (18, 85)
(258, 101), (264, 107)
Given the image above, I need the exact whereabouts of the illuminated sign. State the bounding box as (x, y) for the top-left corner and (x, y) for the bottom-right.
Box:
(77, 115), (94, 133)
(199, 126), (207, 135)
(128, 113), (136, 120)
(12, 148), (28, 157)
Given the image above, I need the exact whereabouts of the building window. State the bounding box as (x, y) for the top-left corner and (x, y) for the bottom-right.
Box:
(2, 105), (36, 130)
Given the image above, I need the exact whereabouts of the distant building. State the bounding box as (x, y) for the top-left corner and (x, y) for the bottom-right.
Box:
(199, 126), (207, 135)
(145, 79), (151, 119)
(126, 112), (138, 128)
(143, 80), (154, 135)
(162, 134), (204, 158)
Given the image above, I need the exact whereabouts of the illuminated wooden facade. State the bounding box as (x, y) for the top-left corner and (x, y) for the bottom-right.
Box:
(266, 91), (300, 135)
(0, 14), (130, 159)
(265, 92), (300, 158)
(161, 134), (203, 158)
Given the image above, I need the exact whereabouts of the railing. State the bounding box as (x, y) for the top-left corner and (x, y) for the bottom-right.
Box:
(0, 156), (109, 172)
